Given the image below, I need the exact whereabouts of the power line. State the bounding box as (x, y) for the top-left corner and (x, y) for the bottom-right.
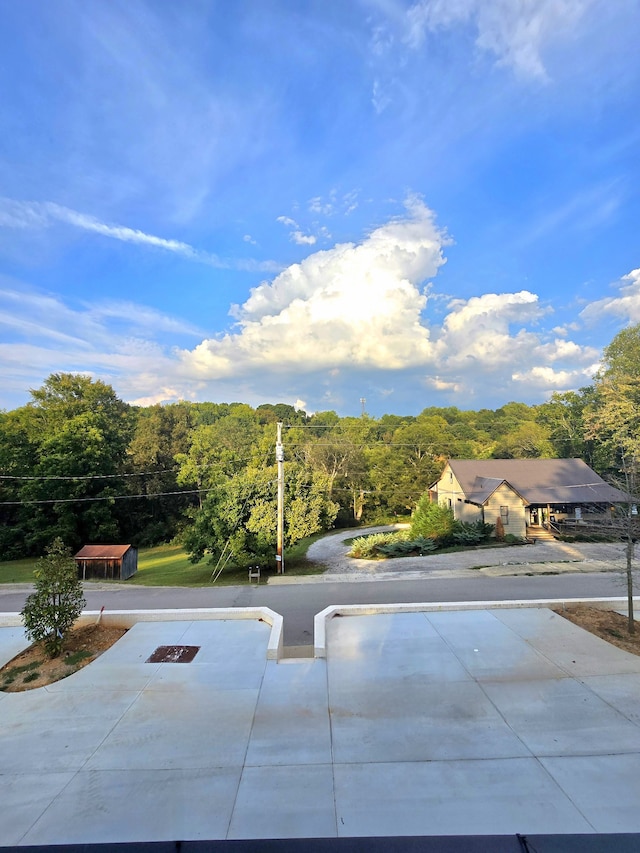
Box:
(0, 469), (179, 481)
(0, 488), (212, 506)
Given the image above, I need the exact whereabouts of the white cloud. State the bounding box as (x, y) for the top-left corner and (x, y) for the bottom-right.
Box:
(308, 190), (359, 217)
(512, 364), (594, 389)
(580, 268), (640, 324)
(0, 202), (610, 414)
(174, 199), (598, 406)
(277, 213), (320, 246)
(176, 199), (601, 409)
(0, 283), (203, 407)
(405, 0), (593, 78)
(291, 231), (317, 246)
(0, 198), (279, 272)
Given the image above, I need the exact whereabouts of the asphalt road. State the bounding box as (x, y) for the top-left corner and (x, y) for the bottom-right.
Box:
(0, 572), (629, 647)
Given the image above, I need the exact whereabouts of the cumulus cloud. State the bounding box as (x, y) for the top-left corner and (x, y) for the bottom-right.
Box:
(580, 268), (640, 324)
(0, 201), (608, 413)
(0, 198), (279, 272)
(405, 0), (593, 78)
(175, 198), (603, 409)
(181, 198), (448, 377)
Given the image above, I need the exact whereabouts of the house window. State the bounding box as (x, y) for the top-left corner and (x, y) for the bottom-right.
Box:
(448, 498), (452, 508)
(500, 506), (509, 523)
(449, 471), (453, 482)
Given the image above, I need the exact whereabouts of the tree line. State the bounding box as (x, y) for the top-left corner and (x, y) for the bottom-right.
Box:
(0, 323), (637, 566)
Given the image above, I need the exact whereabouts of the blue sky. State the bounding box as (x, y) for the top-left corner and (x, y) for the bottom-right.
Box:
(0, 0), (639, 416)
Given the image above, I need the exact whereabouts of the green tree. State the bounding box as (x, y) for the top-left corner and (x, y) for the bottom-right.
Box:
(15, 374), (134, 554)
(492, 421), (554, 459)
(183, 464), (338, 572)
(21, 538), (85, 657)
(125, 403), (196, 544)
(585, 324), (640, 634)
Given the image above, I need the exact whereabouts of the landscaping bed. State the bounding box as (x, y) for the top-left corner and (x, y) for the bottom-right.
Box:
(0, 623), (127, 692)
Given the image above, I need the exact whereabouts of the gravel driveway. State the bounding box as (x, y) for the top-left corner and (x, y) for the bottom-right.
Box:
(305, 526), (635, 578)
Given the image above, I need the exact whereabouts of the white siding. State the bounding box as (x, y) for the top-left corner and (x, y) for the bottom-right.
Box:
(434, 464), (482, 523)
(484, 483), (526, 539)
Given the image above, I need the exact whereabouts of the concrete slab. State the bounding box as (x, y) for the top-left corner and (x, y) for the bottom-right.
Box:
(329, 678), (531, 763)
(539, 754), (640, 834)
(425, 609), (566, 681)
(244, 659), (332, 767)
(333, 759), (594, 837)
(228, 765), (336, 839)
(327, 611), (473, 687)
(84, 686), (260, 771)
(482, 677), (640, 756)
(579, 673), (640, 724)
(492, 608), (640, 676)
(0, 772), (76, 846)
(1, 605), (640, 844)
(20, 767), (242, 845)
(0, 626), (28, 668)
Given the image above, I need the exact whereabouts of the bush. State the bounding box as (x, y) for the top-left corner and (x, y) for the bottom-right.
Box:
(410, 497), (456, 545)
(348, 532), (402, 558)
(377, 536), (438, 557)
(21, 538), (86, 658)
(452, 520), (494, 546)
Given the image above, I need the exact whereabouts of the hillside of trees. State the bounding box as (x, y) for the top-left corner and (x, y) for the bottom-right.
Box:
(1, 324), (638, 566)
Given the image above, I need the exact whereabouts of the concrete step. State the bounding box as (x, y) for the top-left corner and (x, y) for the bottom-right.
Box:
(527, 525), (557, 541)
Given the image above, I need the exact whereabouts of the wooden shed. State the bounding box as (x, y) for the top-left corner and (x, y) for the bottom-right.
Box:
(74, 544), (138, 580)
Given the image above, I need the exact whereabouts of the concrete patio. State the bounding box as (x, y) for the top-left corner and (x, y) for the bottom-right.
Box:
(1, 605), (639, 844)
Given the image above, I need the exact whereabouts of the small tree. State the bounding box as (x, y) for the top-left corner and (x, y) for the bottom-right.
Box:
(21, 538), (86, 657)
(495, 516), (505, 541)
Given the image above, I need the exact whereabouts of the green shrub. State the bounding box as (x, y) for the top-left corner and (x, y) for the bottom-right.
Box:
(21, 539), (86, 658)
(452, 520), (494, 546)
(348, 532), (401, 558)
(410, 496), (455, 545)
(377, 535), (439, 558)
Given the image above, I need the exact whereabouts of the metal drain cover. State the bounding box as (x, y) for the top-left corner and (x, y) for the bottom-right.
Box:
(146, 645), (200, 663)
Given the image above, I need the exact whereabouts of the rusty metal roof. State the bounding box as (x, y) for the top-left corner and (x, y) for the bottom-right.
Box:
(74, 544), (134, 560)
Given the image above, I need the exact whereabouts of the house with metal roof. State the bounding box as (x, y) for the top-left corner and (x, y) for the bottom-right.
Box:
(74, 544), (138, 580)
(432, 458), (630, 539)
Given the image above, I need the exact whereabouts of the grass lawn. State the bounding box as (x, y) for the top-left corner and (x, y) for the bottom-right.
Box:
(0, 533), (328, 587)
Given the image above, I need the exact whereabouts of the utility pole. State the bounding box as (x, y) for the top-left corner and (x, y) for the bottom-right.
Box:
(276, 422), (285, 574)
(360, 397), (366, 417)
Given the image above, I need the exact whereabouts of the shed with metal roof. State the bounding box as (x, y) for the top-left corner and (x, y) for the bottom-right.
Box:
(74, 544), (138, 580)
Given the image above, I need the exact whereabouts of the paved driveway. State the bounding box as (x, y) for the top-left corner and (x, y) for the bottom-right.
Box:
(1, 607), (640, 843)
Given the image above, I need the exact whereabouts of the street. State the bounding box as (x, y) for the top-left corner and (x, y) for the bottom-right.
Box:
(0, 571), (629, 647)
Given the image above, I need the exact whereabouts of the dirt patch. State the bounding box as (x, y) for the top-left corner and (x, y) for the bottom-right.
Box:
(554, 604), (640, 656)
(0, 623), (127, 692)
